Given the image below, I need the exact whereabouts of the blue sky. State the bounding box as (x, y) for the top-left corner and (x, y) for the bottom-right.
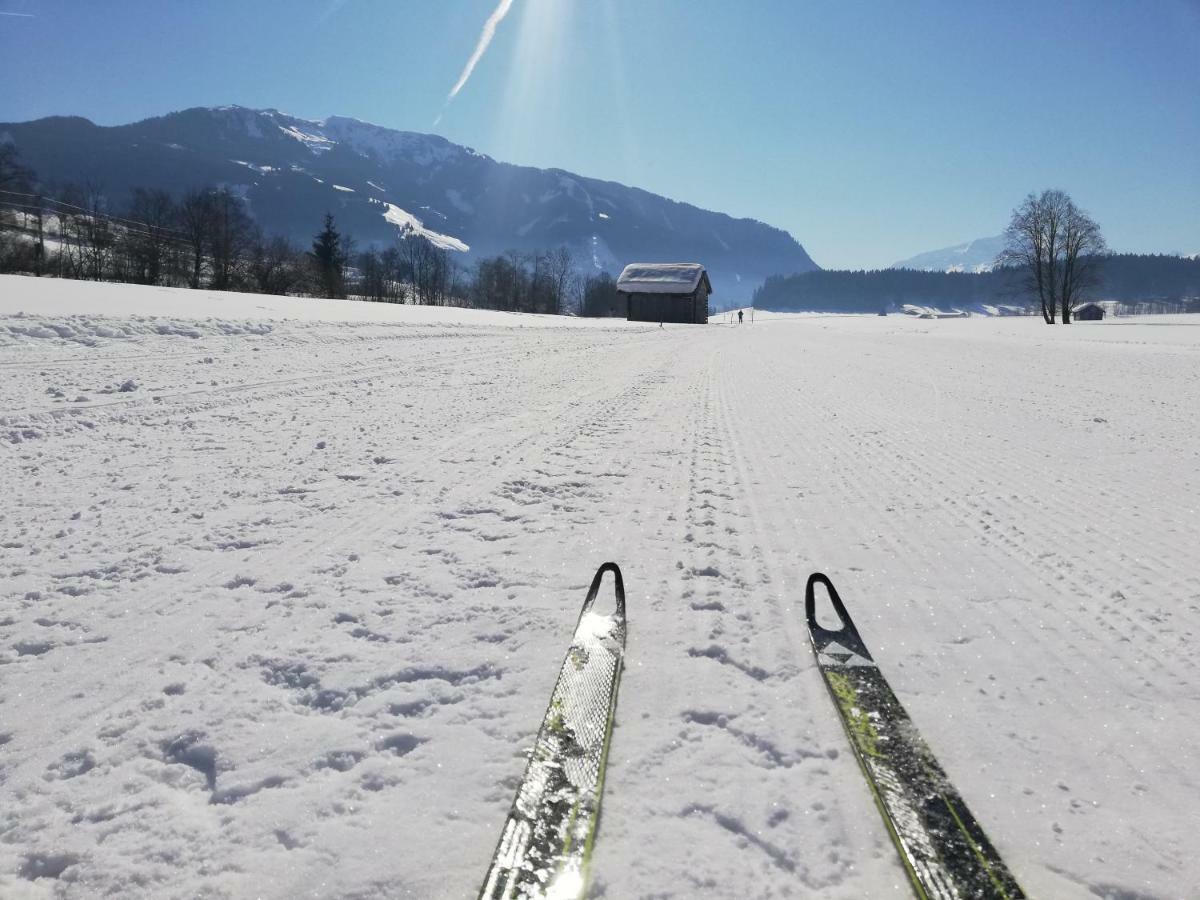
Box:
(2, 0), (1197, 269)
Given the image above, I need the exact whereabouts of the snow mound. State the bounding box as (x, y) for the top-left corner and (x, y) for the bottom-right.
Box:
(0, 313), (272, 347)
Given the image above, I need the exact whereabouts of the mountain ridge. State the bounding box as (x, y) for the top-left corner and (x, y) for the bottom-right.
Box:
(0, 106), (819, 299)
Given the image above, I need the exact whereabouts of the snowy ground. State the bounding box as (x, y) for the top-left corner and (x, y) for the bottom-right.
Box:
(1, 275), (1198, 899)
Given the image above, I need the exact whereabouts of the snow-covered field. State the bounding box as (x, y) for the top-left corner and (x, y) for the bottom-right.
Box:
(1, 275), (1198, 899)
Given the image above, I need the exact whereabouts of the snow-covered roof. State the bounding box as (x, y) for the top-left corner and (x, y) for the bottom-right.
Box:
(616, 263), (712, 295)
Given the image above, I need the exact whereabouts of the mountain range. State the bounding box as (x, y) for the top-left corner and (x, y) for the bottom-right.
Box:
(0, 106), (818, 299)
(890, 235), (1006, 273)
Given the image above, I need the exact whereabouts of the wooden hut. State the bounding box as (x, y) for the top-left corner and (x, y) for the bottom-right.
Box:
(1074, 302), (1105, 321)
(616, 263), (712, 325)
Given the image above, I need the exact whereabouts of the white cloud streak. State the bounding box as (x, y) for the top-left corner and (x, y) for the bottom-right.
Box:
(447, 0), (516, 101)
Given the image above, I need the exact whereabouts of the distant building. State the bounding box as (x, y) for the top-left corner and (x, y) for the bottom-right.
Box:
(616, 263), (712, 324)
(1074, 302), (1105, 321)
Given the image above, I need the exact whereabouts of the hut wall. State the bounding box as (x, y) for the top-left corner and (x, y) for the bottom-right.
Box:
(626, 292), (705, 324)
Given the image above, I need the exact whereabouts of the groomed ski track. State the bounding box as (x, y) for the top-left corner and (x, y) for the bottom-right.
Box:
(1, 276), (1197, 898)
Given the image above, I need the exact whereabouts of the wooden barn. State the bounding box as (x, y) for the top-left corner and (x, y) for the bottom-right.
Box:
(1074, 302), (1105, 321)
(616, 263), (712, 325)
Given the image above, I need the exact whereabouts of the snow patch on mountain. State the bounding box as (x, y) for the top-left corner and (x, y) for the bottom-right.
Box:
(320, 116), (468, 168)
(377, 201), (469, 252)
(278, 124), (334, 154)
(231, 160), (278, 175)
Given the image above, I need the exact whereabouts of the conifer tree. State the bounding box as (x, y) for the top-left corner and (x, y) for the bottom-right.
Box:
(311, 212), (347, 298)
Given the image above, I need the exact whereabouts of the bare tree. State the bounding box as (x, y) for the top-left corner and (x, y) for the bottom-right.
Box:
(356, 248), (388, 302)
(545, 245), (575, 315)
(208, 188), (253, 291)
(123, 188), (178, 285)
(381, 246), (409, 302)
(999, 189), (1106, 324)
(249, 231), (304, 295)
(73, 181), (113, 282)
(403, 232), (450, 305)
(178, 188), (214, 289)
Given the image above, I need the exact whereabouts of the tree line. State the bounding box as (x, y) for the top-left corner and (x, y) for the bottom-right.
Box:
(754, 256), (1200, 315)
(0, 144), (623, 315)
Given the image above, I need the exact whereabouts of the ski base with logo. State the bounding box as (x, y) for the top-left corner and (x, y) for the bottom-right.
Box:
(479, 563), (627, 900)
(806, 573), (1025, 900)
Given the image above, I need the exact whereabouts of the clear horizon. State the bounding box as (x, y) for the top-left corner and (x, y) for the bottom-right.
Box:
(2, 0), (1197, 269)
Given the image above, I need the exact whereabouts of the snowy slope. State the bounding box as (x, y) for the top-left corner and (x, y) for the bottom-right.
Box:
(891, 234), (1006, 272)
(2, 275), (1198, 899)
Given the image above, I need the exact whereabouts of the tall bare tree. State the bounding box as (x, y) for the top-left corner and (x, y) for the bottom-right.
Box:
(999, 189), (1106, 324)
(545, 245), (575, 315)
(123, 188), (178, 285)
(403, 232), (450, 305)
(178, 188), (214, 289)
(208, 188), (253, 291)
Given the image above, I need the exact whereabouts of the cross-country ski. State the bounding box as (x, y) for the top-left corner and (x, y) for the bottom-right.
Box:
(479, 563), (627, 900)
(806, 573), (1025, 899)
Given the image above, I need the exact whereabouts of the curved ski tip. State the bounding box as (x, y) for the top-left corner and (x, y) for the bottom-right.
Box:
(805, 571), (847, 631)
(596, 561), (623, 578)
(805, 572), (833, 617)
(585, 562), (626, 619)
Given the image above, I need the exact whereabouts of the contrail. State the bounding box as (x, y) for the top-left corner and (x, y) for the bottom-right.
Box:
(0, 10), (36, 15)
(448, 0), (516, 100)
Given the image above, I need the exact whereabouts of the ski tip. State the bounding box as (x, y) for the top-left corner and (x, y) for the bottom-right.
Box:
(585, 562), (626, 619)
(805, 572), (867, 655)
(805, 572), (837, 630)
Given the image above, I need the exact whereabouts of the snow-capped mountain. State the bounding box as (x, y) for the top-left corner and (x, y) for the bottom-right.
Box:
(890, 234), (1006, 273)
(0, 106), (818, 298)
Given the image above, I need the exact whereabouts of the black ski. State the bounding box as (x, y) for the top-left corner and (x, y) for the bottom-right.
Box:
(806, 573), (1025, 899)
(479, 563), (627, 900)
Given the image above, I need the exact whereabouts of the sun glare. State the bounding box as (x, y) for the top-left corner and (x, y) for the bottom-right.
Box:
(492, 0), (576, 163)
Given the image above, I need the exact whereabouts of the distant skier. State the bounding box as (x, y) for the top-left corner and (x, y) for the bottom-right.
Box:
(738, 309), (744, 324)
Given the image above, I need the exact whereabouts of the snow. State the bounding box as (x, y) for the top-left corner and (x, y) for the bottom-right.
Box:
(318, 116), (466, 168)
(331, 184), (355, 193)
(617, 263), (708, 294)
(277, 124), (335, 154)
(2, 275), (1199, 899)
(377, 202), (470, 253)
(231, 160), (278, 174)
